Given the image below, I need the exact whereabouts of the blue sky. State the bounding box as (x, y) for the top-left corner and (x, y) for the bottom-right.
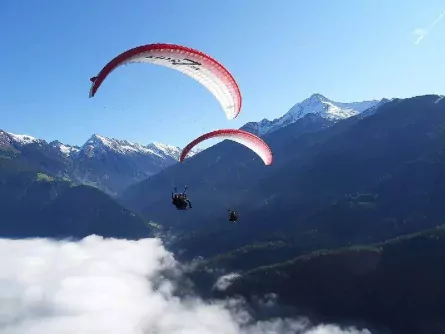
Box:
(1, 0), (444, 148)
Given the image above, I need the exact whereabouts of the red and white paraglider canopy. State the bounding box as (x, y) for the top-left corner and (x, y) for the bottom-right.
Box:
(180, 129), (273, 165)
(89, 43), (242, 120)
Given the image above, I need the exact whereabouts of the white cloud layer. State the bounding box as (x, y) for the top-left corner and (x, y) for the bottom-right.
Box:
(0, 235), (371, 334)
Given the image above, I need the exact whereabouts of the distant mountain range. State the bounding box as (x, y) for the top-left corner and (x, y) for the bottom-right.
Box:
(0, 131), (201, 196)
(0, 93), (388, 196)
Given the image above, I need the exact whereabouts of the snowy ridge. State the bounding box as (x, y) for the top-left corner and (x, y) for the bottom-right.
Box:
(0, 131), (50, 153)
(147, 142), (183, 160)
(81, 134), (199, 160)
(241, 93), (385, 136)
(81, 134), (169, 158)
(3, 131), (199, 161)
(6, 132), (42, 145)
(358, 98), (392, 118)
(49, 140), (80, 157)
(149, 142), (202, 160)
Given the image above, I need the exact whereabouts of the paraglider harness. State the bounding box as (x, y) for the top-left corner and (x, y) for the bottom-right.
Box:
(172, 186), (192, 210)
(228, 209), (238, 222)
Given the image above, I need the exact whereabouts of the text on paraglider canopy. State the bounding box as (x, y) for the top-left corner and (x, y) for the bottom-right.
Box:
(145, 56), (201, 70)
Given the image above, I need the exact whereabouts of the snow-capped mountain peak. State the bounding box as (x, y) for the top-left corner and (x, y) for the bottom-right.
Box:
(3, 131), (80, 157)
(146, 142), (182, 160)
(308, 93), (330, 102)
(6, 132), (41, 145)
(84, 134), (114, 150)
(82, 134), (167, 158)
(288, 93), (379, 121)
(241, 93), (385, 136)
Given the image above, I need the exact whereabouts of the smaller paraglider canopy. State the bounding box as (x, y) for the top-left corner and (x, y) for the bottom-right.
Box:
(179, 129), (273, 165)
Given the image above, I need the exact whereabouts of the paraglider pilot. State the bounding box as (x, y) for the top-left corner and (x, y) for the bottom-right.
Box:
(172, 186), (192, 210)
(228, 209), (238, 222)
